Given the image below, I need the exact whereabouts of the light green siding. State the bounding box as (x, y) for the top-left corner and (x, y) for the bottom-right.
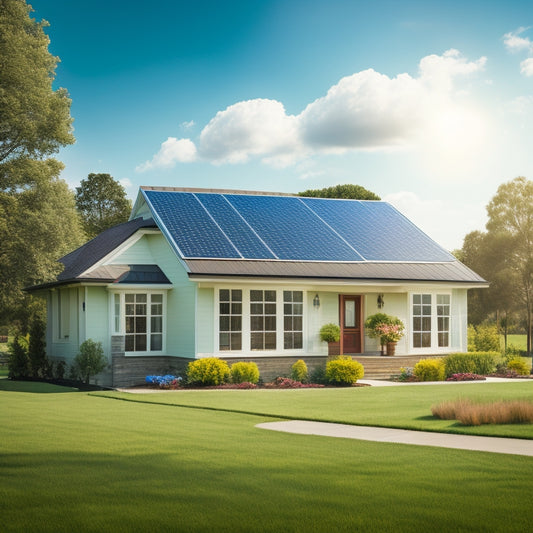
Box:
(144, 234), (196, 359)
(197, 288), (214, 354)
(108, 236), (155, 264)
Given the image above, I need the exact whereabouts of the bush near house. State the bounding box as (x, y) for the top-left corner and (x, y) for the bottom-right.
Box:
(468, 324), (500, 352)
(506, 357), (530, 376)
(72, 339), (108, 384)
(8, 334), (30, 379)
(230, 362), (260, 384)
(443, 352), (498, 378)
(187, 357), (230, 386)
(325, 356), (364, 386)
(413, 358), (445, 381)
(291, 359), (308, 383)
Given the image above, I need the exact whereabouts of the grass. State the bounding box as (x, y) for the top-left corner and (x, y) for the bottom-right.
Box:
(97, 381), (533, 438)
(504, 334), (527, 350)
(2, 379), (533, 532)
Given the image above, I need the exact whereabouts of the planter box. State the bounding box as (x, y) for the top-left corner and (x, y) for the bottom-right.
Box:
(328, 341), (340, 356)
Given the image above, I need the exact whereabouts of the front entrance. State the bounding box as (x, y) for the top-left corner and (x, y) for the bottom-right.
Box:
(339, 295), (363, 354)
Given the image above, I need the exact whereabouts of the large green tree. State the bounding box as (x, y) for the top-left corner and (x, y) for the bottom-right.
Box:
(460, 177), (533, 353)
(0, 1), (82, 328)
(298, 184), (380, 200)
(75, 173), (132, 239)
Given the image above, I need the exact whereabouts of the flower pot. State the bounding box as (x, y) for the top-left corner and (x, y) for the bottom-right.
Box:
(386, 342), (397, 356)
(328, 341), (340, 356)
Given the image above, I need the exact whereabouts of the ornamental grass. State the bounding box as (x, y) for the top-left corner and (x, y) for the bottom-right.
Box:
(432, 398), (533, 426)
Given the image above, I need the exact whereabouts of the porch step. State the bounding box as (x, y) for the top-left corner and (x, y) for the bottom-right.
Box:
(353, 355), (443, 380)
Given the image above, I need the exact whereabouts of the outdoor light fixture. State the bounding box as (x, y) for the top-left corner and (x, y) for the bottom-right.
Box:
(377, 294), (384, 309)
(313, 294), (320, 309)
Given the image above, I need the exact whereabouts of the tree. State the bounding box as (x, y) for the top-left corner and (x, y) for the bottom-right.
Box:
(0, 2), (83, 328)
(0, 0), (74, 164)
(72, 339), (108, 384)
(75, 173), (132, 239)
(460, 177), (533, 355)
(486, 177), (533, 355)
(298, 184), (380, 200)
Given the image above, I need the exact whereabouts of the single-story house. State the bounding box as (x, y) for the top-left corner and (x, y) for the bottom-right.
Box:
(27, 186), (487, 386)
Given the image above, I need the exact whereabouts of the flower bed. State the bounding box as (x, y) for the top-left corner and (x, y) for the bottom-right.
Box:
(446, 373), (486, 381)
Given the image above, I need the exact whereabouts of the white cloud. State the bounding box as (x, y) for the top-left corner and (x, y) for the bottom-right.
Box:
(137, 49), (487, 171)
(136, 137), (197, 172)
(503, 27), (533, 53)
(198, 99), (300, 164)
(520, 57), (533, 76)
(181, 120), (195, 129)
(119, 177), (133, 189)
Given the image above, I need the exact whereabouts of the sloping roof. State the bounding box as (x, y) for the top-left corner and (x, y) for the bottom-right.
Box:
(137, 188), (456, 262)
(184, 259), (485, 284)
(58, 217), (157, 281)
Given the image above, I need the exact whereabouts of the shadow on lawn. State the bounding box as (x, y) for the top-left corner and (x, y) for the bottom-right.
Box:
(0, 377), (81, 394)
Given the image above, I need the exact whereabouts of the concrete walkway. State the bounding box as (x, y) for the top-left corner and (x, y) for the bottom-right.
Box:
(257, 420), (533, 456)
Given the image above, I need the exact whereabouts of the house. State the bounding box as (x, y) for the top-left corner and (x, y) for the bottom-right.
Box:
(27, 186), (487, 387)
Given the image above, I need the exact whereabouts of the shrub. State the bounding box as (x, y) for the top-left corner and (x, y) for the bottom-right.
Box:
(507, 357), (530, 376)
(230, 361), (260, 384)
(444, 352), (498, 378)
(413, 358), (445, 381)
(291, 359), (308, 383)
(325, 356), (364, 386)
(468, 324), (500, 352)
(54, 360), (67, 380)
(72, 339), (108, 384)
(396, 367), (418, 382)
(8, 334), (30, 379)
(187, 357), (230, 386)
(310, 365), (327, 384)
(28, 316), (47, 378)
(264, 377), (324, 389)
(319, 323), (340, 343)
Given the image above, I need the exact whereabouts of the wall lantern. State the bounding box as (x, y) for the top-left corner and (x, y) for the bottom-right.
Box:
(377, 294), (385, 309)
(313, 294), (320, 309)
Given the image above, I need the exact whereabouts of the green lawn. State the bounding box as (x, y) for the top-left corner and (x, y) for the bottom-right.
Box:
(98, 381), (533, 438)
(1, 379), (533, 532)
(504, 334), (528, 350)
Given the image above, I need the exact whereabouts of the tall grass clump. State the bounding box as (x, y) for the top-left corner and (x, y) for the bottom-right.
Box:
(432, 399), (533, 426)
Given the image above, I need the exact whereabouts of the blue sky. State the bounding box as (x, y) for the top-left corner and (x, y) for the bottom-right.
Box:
(31, 0), (533, 250)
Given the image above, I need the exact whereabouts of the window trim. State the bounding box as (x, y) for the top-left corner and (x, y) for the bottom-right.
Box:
(410, 292), (452, 352)
(214, 287), (306, 355)
(109, 290), (167, 356)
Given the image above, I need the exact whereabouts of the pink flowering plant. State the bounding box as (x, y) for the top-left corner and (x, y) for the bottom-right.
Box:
(365, 313), (405, 345)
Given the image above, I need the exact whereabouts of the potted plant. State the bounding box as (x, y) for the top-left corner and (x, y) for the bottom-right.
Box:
(319, 323), (341, 356)
(365, 313), (405, 356)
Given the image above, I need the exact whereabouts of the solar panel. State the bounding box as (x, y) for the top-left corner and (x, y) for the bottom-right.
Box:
(194, 193), (276, 259)
(299, 198), (453, 262)
(141, 189), (453, 262)
(224, 194), (364, 261)
(143, 191), (241, 258)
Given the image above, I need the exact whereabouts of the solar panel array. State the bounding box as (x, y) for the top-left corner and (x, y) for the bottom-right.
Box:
(143, 190), (454, 262)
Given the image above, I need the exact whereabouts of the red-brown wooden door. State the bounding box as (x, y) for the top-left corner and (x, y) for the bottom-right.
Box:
(340, 295), (363, 354)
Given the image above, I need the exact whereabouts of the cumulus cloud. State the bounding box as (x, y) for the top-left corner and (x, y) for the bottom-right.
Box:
(137, 49), (487, 171)
(503, 27), (533, 53)
(119, 177), (133, 189)
(136, 137), (197, 172)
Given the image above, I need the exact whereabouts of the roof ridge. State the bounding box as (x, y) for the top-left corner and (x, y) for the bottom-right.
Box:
(140, 186), (294, 196)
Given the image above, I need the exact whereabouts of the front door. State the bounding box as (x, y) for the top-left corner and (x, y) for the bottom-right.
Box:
(340, 295), (362, 354)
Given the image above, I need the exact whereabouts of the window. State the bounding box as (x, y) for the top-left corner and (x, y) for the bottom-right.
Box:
(113, 292), (165, 353)
(412, 294), (431, 348)
(412, 293), (451, 349)
(284, 291), (303, 349)
(56, 289), (70, 340)
(219, 289), (242, 351)
(250, 290), (276, 350)
(437, 295), (450, 348)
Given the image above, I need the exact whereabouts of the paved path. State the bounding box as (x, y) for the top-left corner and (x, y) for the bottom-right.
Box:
(256, 420), (533, 456)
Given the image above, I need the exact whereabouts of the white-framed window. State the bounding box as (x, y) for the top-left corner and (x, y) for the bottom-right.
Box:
(216, 288), (305, 353)
(54, 288), (70, 341)
(411, 293), (451, 350)
(219, 289), (242, 351)
(111, 291), (166, 354)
